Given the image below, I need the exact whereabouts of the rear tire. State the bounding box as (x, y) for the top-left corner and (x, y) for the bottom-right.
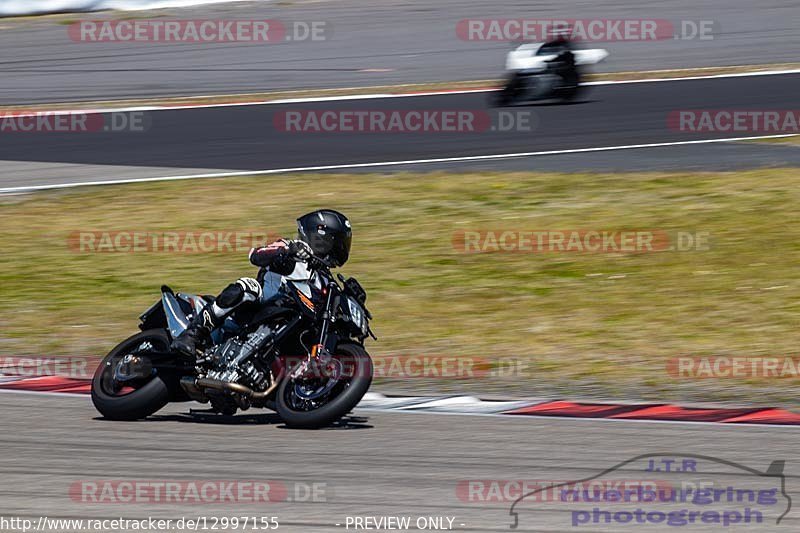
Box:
(491, 73), (522, 107)
(91, 329), (171, 421)
(276, 343), (372, 428)
(559, 85), (581, 102)
(490, 90), (513, 107)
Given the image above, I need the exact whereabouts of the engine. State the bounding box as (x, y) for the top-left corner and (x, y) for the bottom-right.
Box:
(205, 324), (274, 391)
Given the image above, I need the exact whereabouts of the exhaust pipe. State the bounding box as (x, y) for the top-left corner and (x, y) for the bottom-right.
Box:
(181, 376), (279, 403)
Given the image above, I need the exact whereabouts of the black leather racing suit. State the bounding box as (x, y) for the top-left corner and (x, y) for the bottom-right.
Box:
(171, 239), (312, 356)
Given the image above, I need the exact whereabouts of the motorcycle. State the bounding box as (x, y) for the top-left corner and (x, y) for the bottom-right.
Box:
(492, 42), (608, 106)
(91, 257), (375, 428)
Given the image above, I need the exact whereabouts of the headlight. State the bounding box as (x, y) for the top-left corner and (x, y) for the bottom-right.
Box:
(346, 297), (367, 333)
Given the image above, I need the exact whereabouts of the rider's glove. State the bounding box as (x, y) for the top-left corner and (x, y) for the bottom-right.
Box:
(288, 240), (314, 261)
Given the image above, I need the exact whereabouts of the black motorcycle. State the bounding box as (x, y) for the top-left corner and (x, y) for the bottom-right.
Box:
(491, 41), (608, 106)
(91, 258), (374, 428)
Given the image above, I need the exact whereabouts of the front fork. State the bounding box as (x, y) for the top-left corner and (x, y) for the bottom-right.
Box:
(294, 281), (339, 380)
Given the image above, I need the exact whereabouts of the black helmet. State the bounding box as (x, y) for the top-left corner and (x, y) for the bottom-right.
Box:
(296, 209), (352, 267)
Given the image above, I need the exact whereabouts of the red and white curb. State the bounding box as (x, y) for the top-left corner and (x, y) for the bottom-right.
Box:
(2, 375), (800, 425)
(0, 375), (92, 394)
(360, 393), (800, 425)
(359, 393), (533, 414)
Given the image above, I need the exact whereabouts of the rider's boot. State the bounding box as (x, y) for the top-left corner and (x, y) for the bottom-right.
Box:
(170, 305), (218, 361)
(171, 278), (262, 362)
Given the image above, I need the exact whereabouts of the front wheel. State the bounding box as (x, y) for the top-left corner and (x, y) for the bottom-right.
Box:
(556, 69), (582, 102)
(91, 329), (172, 420)
(276, 343), (372, 428)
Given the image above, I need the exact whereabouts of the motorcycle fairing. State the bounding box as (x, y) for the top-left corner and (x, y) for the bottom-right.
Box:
(506, 42), (608, 71)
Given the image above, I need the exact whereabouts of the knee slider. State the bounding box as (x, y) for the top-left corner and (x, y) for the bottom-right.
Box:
(216, 283), (245, 308)
(236, 277), (263, 301)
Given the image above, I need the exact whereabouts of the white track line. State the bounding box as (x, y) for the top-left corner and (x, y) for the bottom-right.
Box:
(0, 91), (492, 118)
(585, 67), (800, 86)
(1, 134), (796, 194)
(4, 68), (800, 118)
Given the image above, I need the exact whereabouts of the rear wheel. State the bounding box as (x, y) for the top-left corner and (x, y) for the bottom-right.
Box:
(276, 343), (372, 428)
(559, 84), (581, 102)
(490, 73), (523, 107)
(91, 329), (172, 420)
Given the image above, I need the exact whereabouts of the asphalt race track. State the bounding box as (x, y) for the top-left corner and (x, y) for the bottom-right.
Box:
(1, 0), (799, 104)
(2, 391), (798, 532)
(4, 3), (800, 532)
(2, 73), (800, 191)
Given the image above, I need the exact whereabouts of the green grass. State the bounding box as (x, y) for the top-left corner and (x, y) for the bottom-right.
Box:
(2, 169), (800, 405)
(747, 135), (800, 146)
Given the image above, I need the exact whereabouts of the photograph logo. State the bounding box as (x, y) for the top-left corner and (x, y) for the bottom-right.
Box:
(509, 454), (790, 529)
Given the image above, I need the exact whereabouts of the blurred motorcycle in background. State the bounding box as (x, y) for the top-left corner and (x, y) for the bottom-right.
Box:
(492, 39), (609, 106)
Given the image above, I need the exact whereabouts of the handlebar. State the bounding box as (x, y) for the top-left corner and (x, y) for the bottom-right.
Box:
(290, 251), (331, 272)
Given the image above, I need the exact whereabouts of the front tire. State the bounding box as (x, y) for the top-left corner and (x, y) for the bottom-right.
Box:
(557, 68), (582, 102)
(276, 343), (372, 428)
(91, 329), (171, 421)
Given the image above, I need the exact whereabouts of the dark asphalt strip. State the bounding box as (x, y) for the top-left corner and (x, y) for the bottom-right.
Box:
(0, 74), (797, 176)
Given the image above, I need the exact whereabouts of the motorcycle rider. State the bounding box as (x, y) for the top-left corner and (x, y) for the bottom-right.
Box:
(541, 29), (578, 85)
(170, 209), (353, 359)
(539, 29), (573, 54)
(496, 28), (579, 106)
